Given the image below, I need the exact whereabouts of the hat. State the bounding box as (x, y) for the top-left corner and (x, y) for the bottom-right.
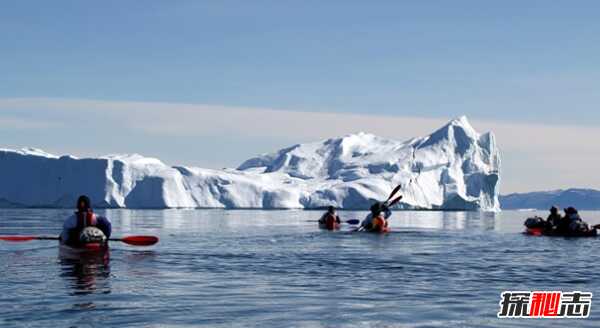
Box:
(565, 207), (578, 214)
(76, 195), (91, 211)
(370, 202), (382, 215)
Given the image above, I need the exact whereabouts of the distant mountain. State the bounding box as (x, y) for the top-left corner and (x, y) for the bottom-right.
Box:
(0, 116), (500, 210)
(500, 189), (600, 210)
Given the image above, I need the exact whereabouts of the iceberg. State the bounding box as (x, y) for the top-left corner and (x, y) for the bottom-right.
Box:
(0, 116), (500, 210)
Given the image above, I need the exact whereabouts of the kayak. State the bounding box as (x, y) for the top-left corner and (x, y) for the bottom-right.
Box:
(319, 222), (341, 230)
(525, 227), (597, 237)
(524, 216), (598, 237)
(356, 226), (391, 234)
(59, 241), (109, 260)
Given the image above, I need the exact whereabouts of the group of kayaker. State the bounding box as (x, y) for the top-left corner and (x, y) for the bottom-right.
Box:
(544, 206), (594, 234)
(60, 192), (597, 242)
(525, 206), (597, 236)
(61, 191), (395, 249)
(320, 194), (598, 237)
(318, 194), (402, 233)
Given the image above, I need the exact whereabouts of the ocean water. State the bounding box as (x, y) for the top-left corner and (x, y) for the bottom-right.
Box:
(0, 209), (599, 328)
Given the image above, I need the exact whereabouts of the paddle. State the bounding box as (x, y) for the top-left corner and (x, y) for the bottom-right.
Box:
(384, 184), (403, 205)
(112, 236), (159, 246)
(0, 235), (159, 246)
(309, 219), (360, 225)
(388, 195), (403, 207)
(0, 236), (58, 242)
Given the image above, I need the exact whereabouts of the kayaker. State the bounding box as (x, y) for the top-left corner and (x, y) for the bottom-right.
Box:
(60, 195), (112, 246)
(554, 209), (571, 234)
(564, 207), (592, 234)
(546, 206), (562, 230)
(360, 202), (391, 232)
(319, 206), (341, 230)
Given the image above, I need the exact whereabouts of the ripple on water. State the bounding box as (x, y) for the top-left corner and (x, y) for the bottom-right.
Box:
(1, 209), (600, 327)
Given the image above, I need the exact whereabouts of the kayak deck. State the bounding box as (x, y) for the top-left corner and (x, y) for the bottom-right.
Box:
(350, 227), (391, 234)
(59, 242), (110, 260)
(318, 223), (341, 231)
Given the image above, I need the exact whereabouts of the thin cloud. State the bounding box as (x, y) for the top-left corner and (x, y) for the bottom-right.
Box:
(0, 115), (62, 130)
(0, 97), (445, 140)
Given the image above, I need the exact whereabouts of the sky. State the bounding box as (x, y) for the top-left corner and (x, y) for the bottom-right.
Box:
(1, 1), (599, 193)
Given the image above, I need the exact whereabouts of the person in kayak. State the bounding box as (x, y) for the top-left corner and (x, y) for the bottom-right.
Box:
(319, 206), (341, 230)
(60, 195), (112, 247)
(546, 206), (562, 230)
(360, 202), (391, 232)
(563, 207), (593, 234)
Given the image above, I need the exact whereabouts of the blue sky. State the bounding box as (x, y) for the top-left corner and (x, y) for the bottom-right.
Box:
(1, 1), (599, 192)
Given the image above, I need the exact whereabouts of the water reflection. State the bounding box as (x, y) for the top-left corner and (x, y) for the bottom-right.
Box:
(99, 208), (504, 235)
(59, 249), (111, 297)
(388, 211), (499, 231)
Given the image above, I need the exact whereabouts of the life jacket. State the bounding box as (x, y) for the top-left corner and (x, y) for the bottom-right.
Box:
(370, 215), (388, 232)
(66, 211), (98, 246)
(76, 210), (98, 229)
(324, 214), (339, 230)
(567, 213), (582, 223)
(546, 214), (561, 227)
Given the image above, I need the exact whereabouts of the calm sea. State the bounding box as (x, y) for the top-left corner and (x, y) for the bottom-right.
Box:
(1, 209), (599, 327)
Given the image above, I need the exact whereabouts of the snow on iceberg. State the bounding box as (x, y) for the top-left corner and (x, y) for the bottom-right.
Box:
(0, 116), (500, 210)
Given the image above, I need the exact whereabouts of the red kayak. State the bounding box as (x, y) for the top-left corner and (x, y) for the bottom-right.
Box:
(355, 226), (391, 234)
(371, 226), (391, 234)
(59, 241), (110, 260)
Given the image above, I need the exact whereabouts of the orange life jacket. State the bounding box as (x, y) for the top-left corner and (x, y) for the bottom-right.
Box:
(65, 211), (100, 247)
(371, 215), (388, 232)
(76, 211), (97, 229)
(324, 213), (339, 230)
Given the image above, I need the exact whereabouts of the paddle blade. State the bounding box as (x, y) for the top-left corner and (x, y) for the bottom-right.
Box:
(345, 219), (360, 225)
(386, 185), (402, 201)
(0, 236), (37, 242)
(388, 195), (403, 207)
(117, 235), (159, 246)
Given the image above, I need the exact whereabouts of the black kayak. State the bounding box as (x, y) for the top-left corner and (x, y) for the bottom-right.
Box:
(524, 217), (598, 237)
(525, 227), (598, 237)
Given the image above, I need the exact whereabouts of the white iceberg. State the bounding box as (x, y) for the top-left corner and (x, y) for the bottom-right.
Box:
(0, 116), (500, 211)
